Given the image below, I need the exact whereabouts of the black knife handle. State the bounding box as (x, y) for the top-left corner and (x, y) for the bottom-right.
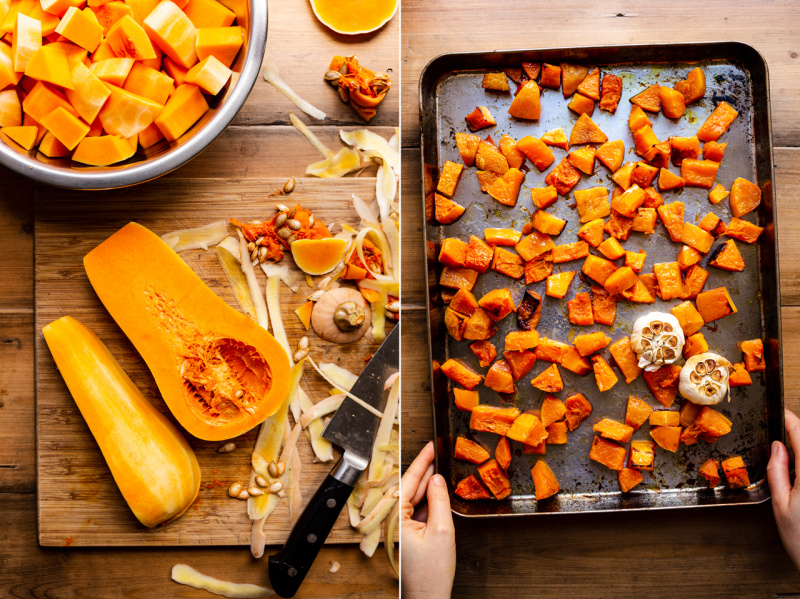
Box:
(268, 473), (354, 597)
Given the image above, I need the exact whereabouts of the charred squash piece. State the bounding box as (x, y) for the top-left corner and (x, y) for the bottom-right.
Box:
(595, 139), (625, 172)
(709, 240), (745, 272)
(642, 364), (681, 407)
(437, 161), (463, 197)
(444, 307), (468, 341)
(577, 218), (605, 248)
(504, 350), (537, 380)
(530, 363), (564, 393)
(535, 338), (569, 363)
(541, 128), (570, 150)
(683, 332), (709, 359)
(516, 231), (555, 262)
(561, 346), (592, 376)
(591, 286), (617, 326)
(567, 93), (594, 116)
(439, 266), (478, 291)
(591, 355), (618, 392)
(729, 177), (762, 218)
(653, 262), (683, 300)
(530, 185), (559, 209)
(567, 292), (594, 326)
(659, 86), (686, 119)
(657, 201), (685, 242)
(682, 265), (709, 300)
(725, 218), (763, 244)
(517, 290), (543, 331)
(454, 388), (480, 412)
(478, 288), (516, 321)
(495, 436), (512, 472)
(674, 67), (706, 104)
(681, 158), (720, 189)
(697, 101), (738, 142)
(721, 456), (750, 488)
(569, 113), (608, 145)
(508, 80), (541, 120)
(645, 140), (672, 169)
(532, 460), (561, 500)
(441, 359), (483, 390)
(541, 395), (567, 427)
(568, 145), (597, 174)
(434, 193), (466, 225)
(630, 84), (661, 112)
(454, 436), (491, 464)
(698, 212), (725, 237)
(729, 363), (753, 387)
(469, 339), (497, 367)
(681, 222), (714, 253)
(463, 307), (497, 341)
(650, 426), (682, 452)
(553, 241), (590, 264)
(517, 135), (555, 171)
(438, 238), (468, 268)
(525, 252), (554, 284)
(487, 167), (525, 207)
(565, 393), (593, 431)
(609, 337), (641, 384)
(545, 271), (576, 299)
(581, 254), (618, 286)
(593, 418), (634, 443)
(455, 474), (492, 500)
(698, 459), (721, 488)
(589, 436), (627, 470)
(485, 360), (515, 394)
(669, 135), (700, 166)
(625, 396), (654, 431)
(539, 63), (562, 89)
(695, 286), (737, 323)
(477, 459), (512, 500)
(703, 140), (727, 162)
(741, 339), (766, 372)
(629, 440), (656, 471)
(507, 413), (548, 446)
(599, 73), (622, 113)
(618, 468), (644, 492)
(504, 330), (539, 352)
(470, 405), (521, 435)
(575, 186), (610, 222)
(464, 106), (496, 132)
(465, 235), (495, 273)
(544, 156), (582, 196)
(449, 288), (479, 317)
(455, 131), (481, 166)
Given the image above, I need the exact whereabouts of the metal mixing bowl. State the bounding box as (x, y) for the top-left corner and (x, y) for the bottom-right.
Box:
(0, 0), (267, 190)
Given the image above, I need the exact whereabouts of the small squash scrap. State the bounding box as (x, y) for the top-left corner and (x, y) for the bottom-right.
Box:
(569, 113), (608, 145)
(591, 355), (618, 392)
(629, 440), (656, 471)
(545, 271), (575, 299)
(455, 131), (481, 166)
(589, 436), (626, 470)
(591, 286), (617, 326)
(455, 474), (492, 500)
(508, 80), (541, 120)
(729, 177), (762, 218)
(517, 135), (555, 171)
(531, 461), (560, 500)
(699, 458), (721, 488)
(565, 393), (593, 431)
(741, 339), (766, 372)
(295, 301), (313, 330)
(470, 405), (521, 435)
(697, 101), (738, 142)
(725, 218), (763, 244)
(485, 360), (515, 394)
(625, 396), (654, 431)
(506, 413), (548, 446)
(436, 160), (463, 197)
(567, 292), (594, 326)
(530, 363), (564, 393)
(469, 340), (497, 367)
(84, 224), (290, 441)
(454, 437), (490, 465)
(454, 388), (480, 411)
(464, 106), (496, 131)
(478, 288), (516, 321)
(695, 286), (737, 323)
(721, 456), (750, 488)
(642, 364), (681, 407)
(709, 240), (745, 272)
(544, 156), (582, 196)
(609, 337), (641, 384)
(477, 459), (512, 500)
(441, 359), (483, 390)
(593, 418), (634, 443)
(42, 316), (201, 528)
(575, 186), (610, 222)
(618, 468), (644, 492)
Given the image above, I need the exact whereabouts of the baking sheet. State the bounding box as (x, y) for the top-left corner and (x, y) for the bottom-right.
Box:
(420, 42), (783, 516)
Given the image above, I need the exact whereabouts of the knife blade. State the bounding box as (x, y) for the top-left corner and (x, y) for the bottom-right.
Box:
(268, 325), (399, 597)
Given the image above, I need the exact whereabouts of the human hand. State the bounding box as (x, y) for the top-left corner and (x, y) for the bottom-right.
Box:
(400, 441), (456, 599)
(767, 409), (800, 571)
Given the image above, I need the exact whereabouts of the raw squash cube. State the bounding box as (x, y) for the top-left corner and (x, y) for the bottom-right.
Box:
(143, 0), (198, 69)
(123, 62), (175, 105)
(1, 124), (37, 149)
(184, 54), (231, 95)
(589, 436), (626, 470)
(38, 130), (70, 156)
(182, 0), (234, 28)
(23, 44), (74, 90)
(105, 14), (157, 60)
(40, 105), (89, 149)
(0, 88), (22, 128)
(66, 62), (111, 124)
(71, 134), (136, 165)
(99, 83), (163, 138)
(11, 13), (41, 73)
(154, 83), (208, 141)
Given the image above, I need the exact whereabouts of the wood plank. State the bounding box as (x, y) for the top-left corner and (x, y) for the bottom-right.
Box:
(401, 146), (800, 307)
(400, 0), (800, 148)
(0, 169), (34, 312)
(34, 178), (396, 546)
(0, 492), (398, 598)
(232, 0), (399, 127)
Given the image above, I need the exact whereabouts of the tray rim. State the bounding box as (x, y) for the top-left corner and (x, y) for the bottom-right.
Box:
(418, 41), (784, 517)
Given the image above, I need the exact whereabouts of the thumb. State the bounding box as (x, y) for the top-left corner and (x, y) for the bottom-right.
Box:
(425, 474), (455, 537)
(767, 440), (792, 504)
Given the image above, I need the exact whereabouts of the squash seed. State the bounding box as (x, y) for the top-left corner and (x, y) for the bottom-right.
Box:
(275, 213), (287, 227)
(293, 348), (309, 362)
(287, 219), (301, 231)
(276, 204), (290, 213)
(255, 475), (268, 487)
(268, 460), (285, 478)
(247, 486), (264, 496)
(283, 178), (295, 194)
(268, 481), (284, 494)
(217, 442), (236, 453)
(298, 336), (309, 350)
(228, 481), (243, 497)
(236, 489), (250, 500)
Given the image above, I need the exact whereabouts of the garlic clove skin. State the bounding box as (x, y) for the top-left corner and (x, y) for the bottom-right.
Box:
(630, 312), (685, 371)
(679, 352), (733, 405)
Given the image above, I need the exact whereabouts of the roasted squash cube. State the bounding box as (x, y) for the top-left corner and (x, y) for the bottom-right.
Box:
(589, 436), (626, 470)
(455, 474), (492, 500)
(595, 139), (625, 172)
(463, 307), (497, 341)
(464, 105), (496, 131)
(567, 145), (596, 174)
(465, 235), (494, 274)
(681, 158), (720, 189)
(741, 339), (766, 372)
(535, 338), (569, 363)
(721, 456), (750, 489)
(484, 228), (522, 247)
(504, 350), (537, 380)
(659, 85), (686, 119)
(530, 185), (558, 209)
(508, 80), (541, 120)
(561, 346), (592, 376)
(477, 459), (512, 500)
(632, 162), (660, 188)
(470, 405), (521, 435)
(516, 231), (555, 262)
(435, 193), (466, 225)
(491, 247), (525, 279)
(674, 67), (706, 103)
(481, 71), (510, 91)
(699, 458), (721, 488)
(697, 101), (738, 142)
(649, 410), (681, 427)
(669, 135), (700, 166)
(679, 401), (703, 427)
(455, 131), (480, 166)
(708, 183), (730, 205)
(469, 339), (497, 367)
(565, 393), (593, 431)
(582, 254), (617, 286)
(653, 262), (683, 300)
(729, 177), (762, 218)
(570, 113), (608, 145)
(485, 360), (515, 394)
(438, 238), (468, 268)
(599, 73), (623, 113)
(670, 301), (705, 336)
(544, 156), (581, 196)
(439, 266), (478, 291)
(709, 240), (745, 272)
(531, 460), (561, 500)
(703, 140), (727, 162)
(545, 271), (576, 298)
(530, 363), (564, 393)
(695, 286), (737, 323)
(532, 210), (567, 236)
(575, 186), (610, 222)
(609, 337), (641, 384)
(618, 468), (644, 492)
(629, 440), (656, 471)
(478, 288), (516, 322)
(577, 218), (605, 247)
(591, 355), (618, 392)
(449, 288), (479, 317)
(604, 266), (638, 296)
(657, 201), (685, 242)
(630, 84), (660, 112)
(540, 127), (569, 150)
(597, 237), (625, 260)
(507, 413), (548, 446)
(729, 363), (753, 387)
(442, 358), (483, 390)
(444, 307), (468, 341)
(658, 168), (685, 191)
(539, 63), (562, 89)
(593, 418), (634, 443)
(475, 136), (509, 174)
(650, 426), (682, 452)
(540, 395), (567, 427)
(567, 92), (594, 116)
(517, 135), (555, 171)
(625, 396), (654, 431)
(682, 265), (709, 300)
(683, 332), (709, 359)
(517, 290), (543, 331)
(624, 251), (646, 273)
(591, 286), (617, 325)
(525, 253), (554, 284)
(628, 105), (652, 131)
(567, 292), (594, 326)
(631, 207), (658, 234)
(437, 160), (463, 197)
(643, 364), (681, 407)
(552, 241), (589, 264)
(454, 388), (480, 412)
(545, 421), (568, 445)
(611, 184), (645, 218)
(724, 218), (763, 244)
(495, 436), (512, 472)
(454, 436), (491, 464)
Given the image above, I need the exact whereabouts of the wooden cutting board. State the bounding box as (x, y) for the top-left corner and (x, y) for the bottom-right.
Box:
(34, 177), (395, 547)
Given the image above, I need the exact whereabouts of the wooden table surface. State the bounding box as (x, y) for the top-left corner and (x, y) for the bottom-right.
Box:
(0, 0), (399, 596)
(400, 1), (800, 597)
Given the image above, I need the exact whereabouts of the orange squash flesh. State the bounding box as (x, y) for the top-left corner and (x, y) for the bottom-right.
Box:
(195, 25), (243, 68)
(531, 460), (560, 500)
(42, 316), (201, 528)
(83, 223), (291, 441)
(143, 0), (198, 69)
(154, 83), (209, 141)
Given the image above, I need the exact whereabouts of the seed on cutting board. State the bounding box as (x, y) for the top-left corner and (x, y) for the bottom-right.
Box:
(275, 213), (287, 227)
(248, 486), (264, 496)
(236, 490), (250, 500)
(283, 178), (295, 194)
(277, 227), (292, 239)
(255, 475), (268, 487)
(269, 481), (284, 494)
(217, 442), (236, 453)
(228, 481), (243, 497)
(252, 450), (268, 472)
(287, 219), (301, 230)
(268, 460), (285, 478)
(298, 336), (309, 350)
(276, 204), (290, 213)
(294, 348), (308, 362)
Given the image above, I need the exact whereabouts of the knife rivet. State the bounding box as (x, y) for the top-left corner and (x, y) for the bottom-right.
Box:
(287, 567), (297, 577)
(307, 534), (317, 544)
(327, 499), (336, 508)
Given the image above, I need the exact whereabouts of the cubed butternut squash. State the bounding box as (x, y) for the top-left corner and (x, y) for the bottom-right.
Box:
(540, 127), (569, 150)
(503, 350), (536, 381)
(593, 418), (633, 443)
(485, 360), (515, 394)
(740, 339), (765, 372)
(478, 288), (515, 321)
(577, 218), (605, 248)
(567, 292), (594, 326)
(574, 186), (610, 222)
(530, 185), (558, 209)
(659, 85), (685, 119)
(591, 286), (616, 325)
(507, 80), (540, 120)
(591, 355), (618, 391)
(695, 286), (737, 323)
(195, 25), (243, 68)
(465, 235), (493, 272)
(569, 113), (607, 145)
(507, 413), (548, 446)
(589, 436), (626, 470)
(599, 73), (622, 113)
(477, 459), (512, 500)
(581, 254), (617, 286)
(625, 396), (653, 431)
(595, 139), (624, 172)
(729, 363), (753, 387)
(629, 440), (656, 471)
(650, 425), (682, 452)
(469, 339), (497, 367)
(530, 363), (563, 393)
(649, 410), (681, 427)
(565, 393), (592, 431)
(436, 160), (463, 197)
(544, 156), (581, 195)
(515, 230), (554, 262)
(642, 364), (681, 407)
(724, 218), (763, 244)
(552, 240), (589, 263)
(567, 144), (596, 174)
(653, 262), (683, 300)
(497, 134), (524, 169)
(71, 133), (136, 165)
(470, 405), (521, 435)
(464, 105), (495, 132)
(453, 388), (480, 412)
(697, 101), (738, 142)
(708, 239), (745, 272)
(721, 456), (750, 488)
(438, 238), (468, 268)
(517, 135), (554, 171)
(454, 436), (490, 465)
(454, 474), (491, 500)
(545, 271), (575, 298)
(699, 458), (721, 488)
(154, 83), (208, 141)
(531, 460), (560, 500)
(441, 358), (483, 390)
(630, 84), (660, 112)
(491, 246), (524, 279)
(729, 177), (761, 218)
(561, 346), (592, 376)
(531, 210), (566, 236)
(608, 336), (641, 384)
(681, 158), (720, 189)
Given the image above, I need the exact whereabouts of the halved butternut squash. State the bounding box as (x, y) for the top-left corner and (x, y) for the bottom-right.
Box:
(83, 223), (291, 441)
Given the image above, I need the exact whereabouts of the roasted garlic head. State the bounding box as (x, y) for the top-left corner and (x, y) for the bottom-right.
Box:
(679, 352), (733, 405)
(630, 312), (685, 371)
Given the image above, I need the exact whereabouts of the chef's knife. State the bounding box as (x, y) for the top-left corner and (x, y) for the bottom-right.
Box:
(268, 325), (399, 598)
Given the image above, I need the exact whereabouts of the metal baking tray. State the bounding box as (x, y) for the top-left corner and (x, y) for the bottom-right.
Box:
(419, 42), (783, 516)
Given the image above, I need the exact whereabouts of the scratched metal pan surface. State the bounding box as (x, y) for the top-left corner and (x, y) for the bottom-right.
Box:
(419, 42), (783, 517)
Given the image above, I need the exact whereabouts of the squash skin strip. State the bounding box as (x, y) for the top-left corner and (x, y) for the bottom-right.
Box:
(263, 57), (326, 121)
(340, 129), (399, 173)
(162, 220), (228, 251)
(215, 245), (258, 320)
(361, 380), (399, 515)
(307, 356), (383, 418)
(319, 363), (358, 390)
(289, 111), (332, 158)
(297, 386), (334, 462)
(238, 232), (270, 330)
(171, 564), (274, 598)
(299, 394), (344, 428)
